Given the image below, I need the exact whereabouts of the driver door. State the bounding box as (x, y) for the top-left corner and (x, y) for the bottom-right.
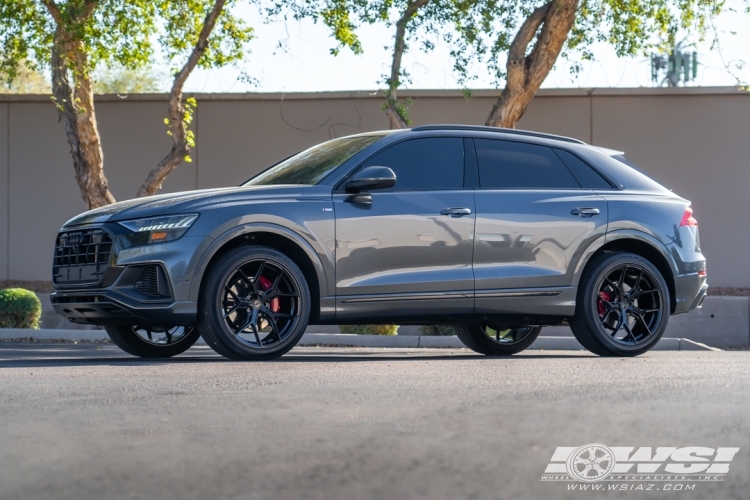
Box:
(333, 137), (475, 320)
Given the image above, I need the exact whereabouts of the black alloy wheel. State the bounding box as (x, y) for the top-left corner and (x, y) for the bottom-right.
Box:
(198, 246), (310, 360)
(571, 252), (670, 356)
(105, 324), (200, 358)
(455, 324), (542, 355)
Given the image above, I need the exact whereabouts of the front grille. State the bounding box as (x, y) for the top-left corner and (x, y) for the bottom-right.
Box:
(134, 265), (171, 298)
(53, 229), (112, 286)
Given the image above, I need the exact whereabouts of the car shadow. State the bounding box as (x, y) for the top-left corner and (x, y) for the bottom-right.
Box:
(0, 343), (595, 368)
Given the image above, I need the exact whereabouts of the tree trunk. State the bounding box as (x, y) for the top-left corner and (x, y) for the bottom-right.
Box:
(49, 21), (116, 209)
(385, 0), (429, 129)
(485, 0), (578, 128)
(137, 0), (227, 198)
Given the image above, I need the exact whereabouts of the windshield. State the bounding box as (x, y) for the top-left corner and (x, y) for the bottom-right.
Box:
(244, 134), (386, 186)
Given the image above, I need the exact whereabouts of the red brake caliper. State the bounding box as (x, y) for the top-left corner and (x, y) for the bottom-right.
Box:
(258, 275), (281, 313)
(597, 291), (612, 317)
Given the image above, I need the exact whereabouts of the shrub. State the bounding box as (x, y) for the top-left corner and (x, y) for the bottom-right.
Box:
(339, 324), (399, 336)
(419, 325), (456, 336)
(0, 288), (42, 329)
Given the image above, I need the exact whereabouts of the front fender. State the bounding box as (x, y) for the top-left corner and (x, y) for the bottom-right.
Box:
(187, 222), (332, 306)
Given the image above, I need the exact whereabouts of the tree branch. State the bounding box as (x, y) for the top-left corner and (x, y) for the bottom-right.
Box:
(486, 0), (578, 128)
(40, 0), (63, 25)
(385, 0), (429, 129)
(137, 0), (227, 197)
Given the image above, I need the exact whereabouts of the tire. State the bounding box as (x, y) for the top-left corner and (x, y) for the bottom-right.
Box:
(570, 252), (670, 357)
(455, 324), (542, 355)
(197, 246), (311, 361)
(105, 325), (200, 358)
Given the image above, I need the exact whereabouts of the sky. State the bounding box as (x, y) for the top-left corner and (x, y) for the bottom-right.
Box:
(183, 1), (750, 94)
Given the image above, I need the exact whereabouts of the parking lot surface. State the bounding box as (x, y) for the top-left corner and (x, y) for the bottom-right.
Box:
(1, 343), (749, 499)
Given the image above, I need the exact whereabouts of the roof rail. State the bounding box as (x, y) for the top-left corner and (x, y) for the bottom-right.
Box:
(410, 124), (586, 144)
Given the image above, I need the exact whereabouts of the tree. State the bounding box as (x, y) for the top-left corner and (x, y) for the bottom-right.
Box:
(138, 0), (251, 197)
(93, 65), (164, 94)
(0, 61), (50, 93)
(0, 1), (251, 209)
(450, 0), (724, 128)
(280, 0), (453, 129)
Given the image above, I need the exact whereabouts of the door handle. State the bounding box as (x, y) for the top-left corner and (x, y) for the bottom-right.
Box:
(440, 207), (472, 218)
(570, 207), (600, 217)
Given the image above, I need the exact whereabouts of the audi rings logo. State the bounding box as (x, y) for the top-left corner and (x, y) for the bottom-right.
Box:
(566, 444), (616, 482)
(60, 232), (83, 248)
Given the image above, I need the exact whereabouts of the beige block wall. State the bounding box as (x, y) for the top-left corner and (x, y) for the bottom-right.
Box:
(0, 88), (748, 285)
(0, 103), (7, 280)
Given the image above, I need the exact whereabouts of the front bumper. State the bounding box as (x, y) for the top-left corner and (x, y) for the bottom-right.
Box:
(51, 291), (197, 326)
(51, 223), (206, 326)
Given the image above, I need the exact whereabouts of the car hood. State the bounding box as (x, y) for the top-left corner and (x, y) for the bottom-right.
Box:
(62, 185), (331, 227)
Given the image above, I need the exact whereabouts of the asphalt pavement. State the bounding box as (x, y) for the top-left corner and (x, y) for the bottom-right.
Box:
(1, 343), (749, 500)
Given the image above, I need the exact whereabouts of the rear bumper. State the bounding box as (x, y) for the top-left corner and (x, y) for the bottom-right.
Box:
(51, 290), (196, 326)
(673, 272), (708, 315)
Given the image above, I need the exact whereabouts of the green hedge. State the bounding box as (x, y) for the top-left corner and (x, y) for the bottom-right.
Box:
(419, 325), (456, 336)
(0, 288), (42, 329)
(339, 324), (399, 336)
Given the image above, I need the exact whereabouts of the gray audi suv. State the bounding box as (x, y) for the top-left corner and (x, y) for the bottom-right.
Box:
(51, 125), (707, 359)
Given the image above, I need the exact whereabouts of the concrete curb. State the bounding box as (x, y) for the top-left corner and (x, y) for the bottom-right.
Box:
(0, 329), (720, 351)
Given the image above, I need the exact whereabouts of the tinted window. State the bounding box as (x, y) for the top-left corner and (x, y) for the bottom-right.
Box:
(475, 139), (580, 189)
(245, 134), (385, 186)
(612, 154), (669, 189)
(362, 138), (464, 190)
(553, 149), (613, 189)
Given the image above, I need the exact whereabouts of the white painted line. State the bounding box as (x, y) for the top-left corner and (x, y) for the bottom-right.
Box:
(680, 338), (723, 352)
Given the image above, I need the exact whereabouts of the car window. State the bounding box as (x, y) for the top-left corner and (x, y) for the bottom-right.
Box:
(553, 149), (613, 189)
(475, 139), (581, 189)
(244, 134), (385, 186)
(362, 138), (464, 190)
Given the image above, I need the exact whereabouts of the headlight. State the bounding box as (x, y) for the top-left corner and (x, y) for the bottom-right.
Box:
(118, 214), (199, 245)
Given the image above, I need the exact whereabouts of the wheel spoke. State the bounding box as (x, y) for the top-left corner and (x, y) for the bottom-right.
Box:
(633, 311), (653, 338)
(224, 285), (242, 303)
(632, 288), (658, 299)
(622, 319), (638, 344)
(264, 291), (299, 301)
(609, 311), (625, 337)
(223, 301), (242, 318)
(617, 266), (627, 288)
(252, 261), (266, 292)
(268, 270), (285, 294)
(234, 308), (257, 334)
(146, 328), (152, 341)
(261, 310), (283, 343)
(603, 277), (618, 291)
(630, 268), (643, 298)
(233, 268), (254, 294)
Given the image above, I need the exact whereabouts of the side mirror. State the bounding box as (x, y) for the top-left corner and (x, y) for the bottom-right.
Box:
(345, 166), (396, 193)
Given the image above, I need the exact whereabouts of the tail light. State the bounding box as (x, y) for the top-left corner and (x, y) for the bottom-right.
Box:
(680, 207), (698, 226)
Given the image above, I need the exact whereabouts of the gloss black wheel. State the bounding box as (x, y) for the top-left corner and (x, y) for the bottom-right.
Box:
(571, 252), (670, 356)
(105, 324), (200, 358)
(455, 324), (542, 355)
(198, 246), (310, 360)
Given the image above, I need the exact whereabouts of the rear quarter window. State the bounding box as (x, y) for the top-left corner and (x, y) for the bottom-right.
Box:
(553, 149), (614, 189)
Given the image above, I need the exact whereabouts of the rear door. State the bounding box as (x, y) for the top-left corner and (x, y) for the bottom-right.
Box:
(334, 137), (475, 320)
(471, 139), (609, 310)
